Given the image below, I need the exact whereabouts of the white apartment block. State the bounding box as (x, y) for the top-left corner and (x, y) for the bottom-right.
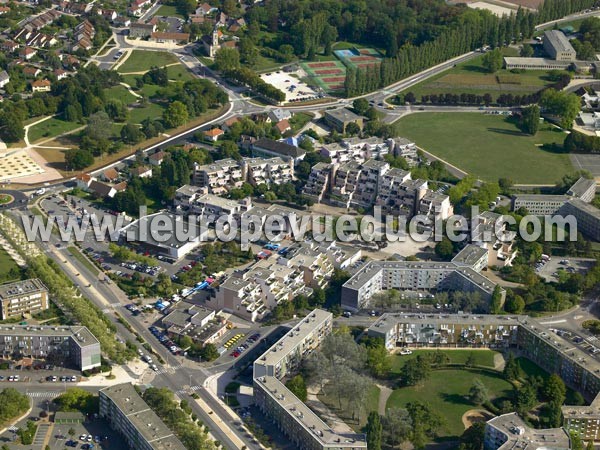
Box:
(192, 159), (243, 195)
(512, 177), (596, 215)
(253, 309), (367, 450)
(330, 161), (362, 207)
(243, 157), (294, 186)
(352, 159), (390, 207)
(208, 243), (337, 322)
(302, 163), (333, 203)
(341, 244), (501, 311)
(175, 189), (251, 222)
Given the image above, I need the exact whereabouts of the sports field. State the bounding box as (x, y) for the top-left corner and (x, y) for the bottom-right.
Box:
(334, 47), (382, 70)
(117, 50), (179, 73)
(301, 60), (347, 92)
(394, 112), (573, 184)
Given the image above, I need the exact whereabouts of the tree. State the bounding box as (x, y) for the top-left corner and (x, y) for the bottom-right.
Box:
(64, 148), (94, 170)
(468, 379), (489, 405)
(435, 237), (454, 260)
(520, 105), (540, 135)
(586, 439), (594, 450)
(465, 352), (476, 368)
(105, 99), (129, 122)
(345, 121), (361, 136)
(85, 111), (112, 141)
(214, 48), (241, 72)
(382, 408), (412, 448)
(0, 112), (24, 142)
(120, 123), (144, 145)
(68, 428), (75, 436)
(367, 343), (391, 378)
(504, 294), (525, 313)
(520, 44), (534, 57)
(490, 285), (503, 314)
(53, 388), (98, 414)
(366, 411), (383, 450)
(571, 432), (584, 450)
(543, 374), (566, 404)
(198, 343), (219, 361)
(503, 353), (521, 380)
(460, 422), (485, 450)
(163, 101), (189, 128)
(540, 89), (580, 129)
(401, 355), (431, 386)
(482, 48), (503, 73)
(285, 375), (307, 402)
(353, 98), (369, 115)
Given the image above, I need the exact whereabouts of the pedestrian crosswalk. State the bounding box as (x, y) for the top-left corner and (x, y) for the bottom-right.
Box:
(152, 364), (184, 376)
(175, 385), (202, 395)
(27, 391), (61, 398)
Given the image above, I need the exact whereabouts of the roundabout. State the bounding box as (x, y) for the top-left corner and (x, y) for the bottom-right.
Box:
(0, 190), (28, 209)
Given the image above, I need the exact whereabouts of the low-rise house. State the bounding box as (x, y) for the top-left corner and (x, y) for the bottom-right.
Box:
(101, 167), (119, 183)
(251, 138), (306, 164)
(130, 165), (152, 178)
(1, 41), (19, 53)
(268, 108), (292, 123)
(324, 107), (363, 133)
(203, 128), (224, 142)
(31, 79), (51, 92)
(148, 151), (164, 166)
(274, 119), (291, 134)
(75, 173), (93, 189)
(23, 66), (41, 78)
(19, 47), (37, 60)
(129, 22), (155, 38)
(0, 71), (9, 89)
(150, 32), (190, 44)
(0, 7), (10, 15)
(53, 69), (68, 80)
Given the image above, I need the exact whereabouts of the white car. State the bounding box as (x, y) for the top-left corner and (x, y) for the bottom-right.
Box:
(80, 434), (87, 441)
(400, 349), (413, 356)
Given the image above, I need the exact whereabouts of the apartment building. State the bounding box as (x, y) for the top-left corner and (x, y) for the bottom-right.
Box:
(512, 194), (569, 215)
(303, 163), (333, 203)
(562, 396), (600, 442)
(99, 383), (186, 450)
(320, 143), (364, 165)
(341, 245), (500, 311)
(0, 325), (101, 371)
(389, 137), (419, 166)
(368, 312), (600, 401)
(241, 204), (312, 240)
(567, 177), (597, 203)
(192, 159), (244, 195)
(559, 198), (600, 241)
(330, 161), (362, 207)
(177, 192), (251, 222)
(471, 211), (518, 267)
(544, 30), (576, 61)
(351, 159), (390, 207)
(207, 242), (342, 321)
(0, 278), (48, 320)
(376, 170), (426, 217)
(253, 309), (367, 450)
(418, 191), (454, 226)
(484, 413), (570, 450)
(243, 157), (294, 186)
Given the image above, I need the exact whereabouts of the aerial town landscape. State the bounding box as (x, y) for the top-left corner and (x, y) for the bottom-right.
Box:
(7, 0), (600, 449)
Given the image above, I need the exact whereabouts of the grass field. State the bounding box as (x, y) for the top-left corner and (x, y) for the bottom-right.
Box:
(155, 4), (184, 18)
(389, 349), (498, 376)
(394, 113), (573, 184)
(117, 50), (178, 74)
(0, 247), (19, 281)
(398, 48), (565, 100)
(28, 117), (82, 143)
(386, 369), (513, 437)
(129, 102), (164, 123)
(318, 384), (380, 431)
(105, 85), (138, 105)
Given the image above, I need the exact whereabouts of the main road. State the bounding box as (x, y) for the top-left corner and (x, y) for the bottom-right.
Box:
(10, 209), (259, 450)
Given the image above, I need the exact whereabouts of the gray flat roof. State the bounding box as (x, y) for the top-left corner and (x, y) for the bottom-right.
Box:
(544, 30), (576, 54)
(325, 107), (362, 122)
(513, 194), (569, 202)
(487, 412), (570, 450)
(565, 198), (600, 218)
(120, 213), (203, 249)
(504, 57), (573, 67)
(100, 383), (186, 450)
(567, 177), (596, 198)
(0, 325), (99, 347)
(0, 278), (47, 299)
(452, 244), (488, 266)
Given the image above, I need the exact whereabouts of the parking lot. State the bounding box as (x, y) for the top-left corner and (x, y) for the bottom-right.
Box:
(536, 256), (595, 282)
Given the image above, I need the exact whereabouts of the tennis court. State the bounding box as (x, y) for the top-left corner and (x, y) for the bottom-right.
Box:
(301, 60), (347, 93)
(334, 47), (382, 70)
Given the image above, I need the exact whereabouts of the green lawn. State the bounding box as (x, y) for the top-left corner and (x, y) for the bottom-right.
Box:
(394, 112), (573, 184)
(67, 246), (100, 276)
(28, 117), (81, 143)
(167, 64), (194, 82)
(105, 85), (138, 105)
(398, 48), (565, 100)
(129, 102), (165, 124)
(318, 384), (380, 431)
(0, 247), (19, 281)
(389, 349), (498, 376)
(386, 369), (513, 438)
(155, 4), (185, 18)
(117, 50), (178, 73)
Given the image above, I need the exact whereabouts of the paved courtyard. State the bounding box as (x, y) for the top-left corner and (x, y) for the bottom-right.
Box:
(259, 69), (319, 102)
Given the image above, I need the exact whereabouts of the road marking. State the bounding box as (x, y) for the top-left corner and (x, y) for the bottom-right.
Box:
(539, 319), (567, 325)
(27, 391), (62, 398)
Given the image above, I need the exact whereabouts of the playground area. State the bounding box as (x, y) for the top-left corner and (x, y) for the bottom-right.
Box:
(301, 60), (347, 93)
